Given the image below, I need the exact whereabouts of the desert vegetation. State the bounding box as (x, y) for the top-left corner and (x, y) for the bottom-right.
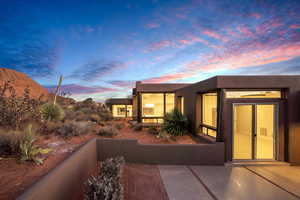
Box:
(0, 80), (113, 165)
(84, 157), (125, 200)
(162, 108), (188, 136)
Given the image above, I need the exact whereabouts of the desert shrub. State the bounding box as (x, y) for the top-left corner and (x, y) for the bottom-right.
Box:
(114, 123), (124, 130)
(0, 81), (43, 129)
(98, 126), (119, 137)
(84, 156), (125, 200)
(98, 109), (113, 121)
(80, 107), (93, 115)
(0, 131), (23, 155)
(56, 121), (92, 138)
(90, 114), (101, 123)
(41, 103), (65, 121)
(147, 126), (159, 135)
(162, 109), (188, 136)
(19, 124), (51, 164)
(132, 123), (143, 131)
(38, 121), (63, 135)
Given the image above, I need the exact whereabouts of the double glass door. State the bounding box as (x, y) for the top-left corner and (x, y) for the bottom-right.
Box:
(233, 104), (277, 160)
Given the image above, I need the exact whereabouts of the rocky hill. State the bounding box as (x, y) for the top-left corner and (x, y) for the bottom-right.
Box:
(0, 68), (49, 99)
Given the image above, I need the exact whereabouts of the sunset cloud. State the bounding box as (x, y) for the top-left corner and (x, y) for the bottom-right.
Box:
(69, 60), (127, 81)
(290, 24), (300, 29)
(148, 40), (174, 51)
(250, 13), (261, 19)
(202, 29), (228, 42)
(145, 22), (160, 29)
(46, 84), (118, 95)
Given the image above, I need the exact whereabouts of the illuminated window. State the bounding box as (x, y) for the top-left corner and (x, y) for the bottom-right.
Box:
(141, 93), (175, 123)
(226, 91), (281, 98)
(202, 92), (217, 138)
(166, 93), (175, 113)
(112, 105), (126, 117)
(142, 93), (164, 117)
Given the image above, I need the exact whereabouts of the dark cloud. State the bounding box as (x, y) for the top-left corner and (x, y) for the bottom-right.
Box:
(69, 60), (126, 81)
(45, 84), (118, 95)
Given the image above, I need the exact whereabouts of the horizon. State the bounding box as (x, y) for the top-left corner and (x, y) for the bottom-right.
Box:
(1, 0), (300, 101)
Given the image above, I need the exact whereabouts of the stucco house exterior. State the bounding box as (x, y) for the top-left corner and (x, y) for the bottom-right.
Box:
(106, 76), (300, 165)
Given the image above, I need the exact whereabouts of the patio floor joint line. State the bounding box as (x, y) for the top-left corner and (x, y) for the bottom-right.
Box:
(244, 166), (300, 200)
(187, 166), (218, 200)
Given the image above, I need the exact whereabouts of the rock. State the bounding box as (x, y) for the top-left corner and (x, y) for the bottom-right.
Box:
(0, 68), (49, 99)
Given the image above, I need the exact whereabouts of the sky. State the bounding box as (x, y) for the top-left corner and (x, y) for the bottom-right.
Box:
(0, 0), (300, 101)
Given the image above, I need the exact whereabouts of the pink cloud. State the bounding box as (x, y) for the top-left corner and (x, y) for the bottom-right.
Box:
(145, 40), (300, 83)
(202, 29), (228, 42)
(237, 26), (254, 37)
(188, 43), (300, 72)
(148, 40), (173, 51)
(145, 23), (160, 29)
(143, 72), (194, 83)
(290, 24), (300, 29)
(250, 13), (261, 19)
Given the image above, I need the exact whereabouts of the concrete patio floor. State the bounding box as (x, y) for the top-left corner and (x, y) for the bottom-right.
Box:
(159, 165), (300, 200)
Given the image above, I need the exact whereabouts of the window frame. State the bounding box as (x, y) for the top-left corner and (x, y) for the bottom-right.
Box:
(225, 89), (282, 99)
(199, 92), (218, 138)
(140, 92), (175, 123)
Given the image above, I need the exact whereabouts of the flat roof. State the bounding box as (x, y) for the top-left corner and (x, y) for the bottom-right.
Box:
(105, 98), (132, 105)
(135, 82), (190, 92)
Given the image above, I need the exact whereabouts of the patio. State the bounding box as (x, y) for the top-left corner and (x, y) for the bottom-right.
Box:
(159, 165), (300, 200)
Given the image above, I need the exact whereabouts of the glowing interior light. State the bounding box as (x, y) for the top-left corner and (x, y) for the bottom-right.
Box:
(145, 103), (154, 108)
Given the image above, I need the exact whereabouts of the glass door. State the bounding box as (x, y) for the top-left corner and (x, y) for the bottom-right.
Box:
(233, 105), (253, 160)
(256, 105), (275, 159)
(233, 104), (277, 160)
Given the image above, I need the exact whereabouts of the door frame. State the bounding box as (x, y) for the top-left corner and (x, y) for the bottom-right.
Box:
(232, 102), (279, 161)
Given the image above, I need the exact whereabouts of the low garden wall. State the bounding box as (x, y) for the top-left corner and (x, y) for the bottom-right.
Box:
(18, 138), (224, 200)
(97, 139), (224, 165)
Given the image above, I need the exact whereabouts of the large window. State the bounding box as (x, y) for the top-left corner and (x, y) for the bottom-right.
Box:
(201, 92), (217, 137)
(226, 91), (281, 98)
(142, 93), (164, 117)
(141, 93), (175, 123)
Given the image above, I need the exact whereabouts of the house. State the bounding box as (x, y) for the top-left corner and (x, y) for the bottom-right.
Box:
(106, 76), (300, 165)
(105, 98), (133, 118)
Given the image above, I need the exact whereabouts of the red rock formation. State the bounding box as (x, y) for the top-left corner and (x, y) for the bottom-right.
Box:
(0, 68), (49, 99)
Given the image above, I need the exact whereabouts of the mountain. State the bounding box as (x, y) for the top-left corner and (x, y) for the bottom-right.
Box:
(0, 68), (49, 99)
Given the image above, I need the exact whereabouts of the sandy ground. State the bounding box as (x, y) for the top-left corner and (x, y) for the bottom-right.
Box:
(0, 121), (196, 199)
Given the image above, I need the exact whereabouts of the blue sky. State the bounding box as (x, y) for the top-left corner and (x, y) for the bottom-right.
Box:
(1, 0), (300, 101)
